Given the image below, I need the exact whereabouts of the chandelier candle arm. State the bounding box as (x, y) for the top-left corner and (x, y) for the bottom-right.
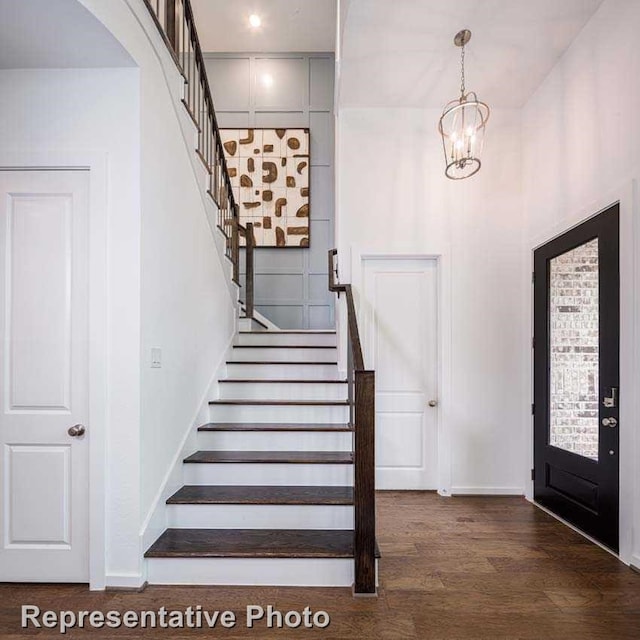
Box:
(438, 29), (490, 180)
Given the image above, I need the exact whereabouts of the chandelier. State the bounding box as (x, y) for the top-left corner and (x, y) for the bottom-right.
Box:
(438, 29), (490, 180)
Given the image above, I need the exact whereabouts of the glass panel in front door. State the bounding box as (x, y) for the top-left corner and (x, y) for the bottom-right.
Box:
(549, 238), (599, 460)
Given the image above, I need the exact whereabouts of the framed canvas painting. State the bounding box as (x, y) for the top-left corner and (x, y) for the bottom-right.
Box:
(221, 128), (310, 247)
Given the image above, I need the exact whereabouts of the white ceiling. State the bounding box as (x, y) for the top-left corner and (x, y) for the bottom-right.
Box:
(339, 0), (604, 108)
(190, 0), (337, 53)
(0, 0), (135, 69)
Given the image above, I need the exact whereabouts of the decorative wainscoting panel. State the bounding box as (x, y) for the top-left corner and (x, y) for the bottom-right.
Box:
(221, 128), (310, 247)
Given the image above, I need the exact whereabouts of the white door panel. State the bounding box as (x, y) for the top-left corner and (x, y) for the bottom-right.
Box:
(0, 171), (89, 582)
(363, 258), (438, 489)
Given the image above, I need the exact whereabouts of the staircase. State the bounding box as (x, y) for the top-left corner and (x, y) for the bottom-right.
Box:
(145, 329), (378, 587)
(142, 0), (377, 593)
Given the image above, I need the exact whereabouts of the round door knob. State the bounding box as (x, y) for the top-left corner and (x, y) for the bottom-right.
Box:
(602, 417), (617, 428)
(428, 400), (438, 408)
(68, 424), (86, 437)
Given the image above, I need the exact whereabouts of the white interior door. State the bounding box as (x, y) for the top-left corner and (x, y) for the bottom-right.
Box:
(362, 257), (438, 489)
(0, 170), (89, 582)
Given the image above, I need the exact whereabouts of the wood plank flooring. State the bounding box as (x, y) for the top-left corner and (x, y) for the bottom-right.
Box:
(2, 492), (640, 639)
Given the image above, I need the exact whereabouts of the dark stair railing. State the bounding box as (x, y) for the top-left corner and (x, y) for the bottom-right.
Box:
(238, 222), (255, 318)
(329, 249), (377, 594)
(143, 0), (255, 313)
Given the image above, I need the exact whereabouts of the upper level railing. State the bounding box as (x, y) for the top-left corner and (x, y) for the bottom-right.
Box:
(328, 249), (376, 595)
(143, 0), (247, 296)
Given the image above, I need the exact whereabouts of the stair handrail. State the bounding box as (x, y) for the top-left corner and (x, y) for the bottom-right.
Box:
(328, 249), (376, 595)
(143, 0), (242, 285)
(237, 222), (255, 318)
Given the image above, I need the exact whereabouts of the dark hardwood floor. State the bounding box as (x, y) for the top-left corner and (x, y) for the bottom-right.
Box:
(2, 492), (639, 639)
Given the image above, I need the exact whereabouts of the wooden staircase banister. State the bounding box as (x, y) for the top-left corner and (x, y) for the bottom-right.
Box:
(328, 250), (365, 370)
(328, 249), (376, 595)
(236, 222), (255, 318)
(143, 0), (242, 295)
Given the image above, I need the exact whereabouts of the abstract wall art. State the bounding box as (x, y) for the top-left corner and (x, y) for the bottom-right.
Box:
(220, 128), (310, 247)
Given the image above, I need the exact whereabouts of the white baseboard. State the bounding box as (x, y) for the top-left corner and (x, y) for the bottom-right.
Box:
(105, 573), (146, 589)
(451, 486), (525, 496)
(631, 554), (640, 572)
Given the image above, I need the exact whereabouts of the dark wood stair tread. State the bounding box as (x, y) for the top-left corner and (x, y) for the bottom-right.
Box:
(239, 331), (336, 334)
(219, 379), (347, 384)
(209, 400), (349, 406)
(184, 451), (353, 464)
(198, 423), (353, 432)
(145, 529), (379, 559)
(167, 485), (354, 505)
(233, 345), (336, 349)
(226, 361), (338, 365)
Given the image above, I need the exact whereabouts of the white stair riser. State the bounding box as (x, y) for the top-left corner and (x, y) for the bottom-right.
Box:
(226, 363), (339, 380)
(184, 463), (353, 486)
(231, 347), (337, 362)
(236, 333), (336, 347)
(208, 404), (349, 423)
(219, 382), (347, 401)
(167, 505), (353, 529)
(147, 557), (358, 586)
(197, 431), (352, 452)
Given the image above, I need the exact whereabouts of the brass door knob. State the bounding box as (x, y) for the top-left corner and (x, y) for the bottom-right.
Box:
(68, 424), (86, 437)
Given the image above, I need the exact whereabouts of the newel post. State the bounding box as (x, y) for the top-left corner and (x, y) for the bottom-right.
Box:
(232, 204), (240, 285)
(245, 222), (255, 318)
(354, 369), (376, 595)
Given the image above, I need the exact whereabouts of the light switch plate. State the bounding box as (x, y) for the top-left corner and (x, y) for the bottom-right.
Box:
(151, 348), (162, 368)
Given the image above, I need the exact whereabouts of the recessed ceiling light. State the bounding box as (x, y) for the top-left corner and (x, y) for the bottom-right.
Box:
(249, 14), (261, 28)
(261, 73), (273, 88)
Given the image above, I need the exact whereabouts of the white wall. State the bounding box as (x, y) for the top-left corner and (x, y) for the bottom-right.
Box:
(138, 59), (236, 522)
(77, 0), (237, 583)
(0, 67), (143, 585)
(337, 107), (526, 495)
(521, 0), (640, 566)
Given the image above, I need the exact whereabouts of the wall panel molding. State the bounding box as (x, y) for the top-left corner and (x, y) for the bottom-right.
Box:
(204, 52), (335, 329)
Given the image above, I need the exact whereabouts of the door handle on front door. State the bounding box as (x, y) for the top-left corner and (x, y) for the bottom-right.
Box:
(68, 424), (86, 437)
(428, 400), (438, 407)
(603, 387), (618, 408)
(601, 417), (617, 428)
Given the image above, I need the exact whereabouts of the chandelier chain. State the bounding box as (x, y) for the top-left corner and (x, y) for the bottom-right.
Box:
(460, 44), (466, 97)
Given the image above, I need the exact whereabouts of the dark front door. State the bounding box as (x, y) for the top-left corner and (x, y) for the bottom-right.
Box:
(534, 204), (619, 552)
